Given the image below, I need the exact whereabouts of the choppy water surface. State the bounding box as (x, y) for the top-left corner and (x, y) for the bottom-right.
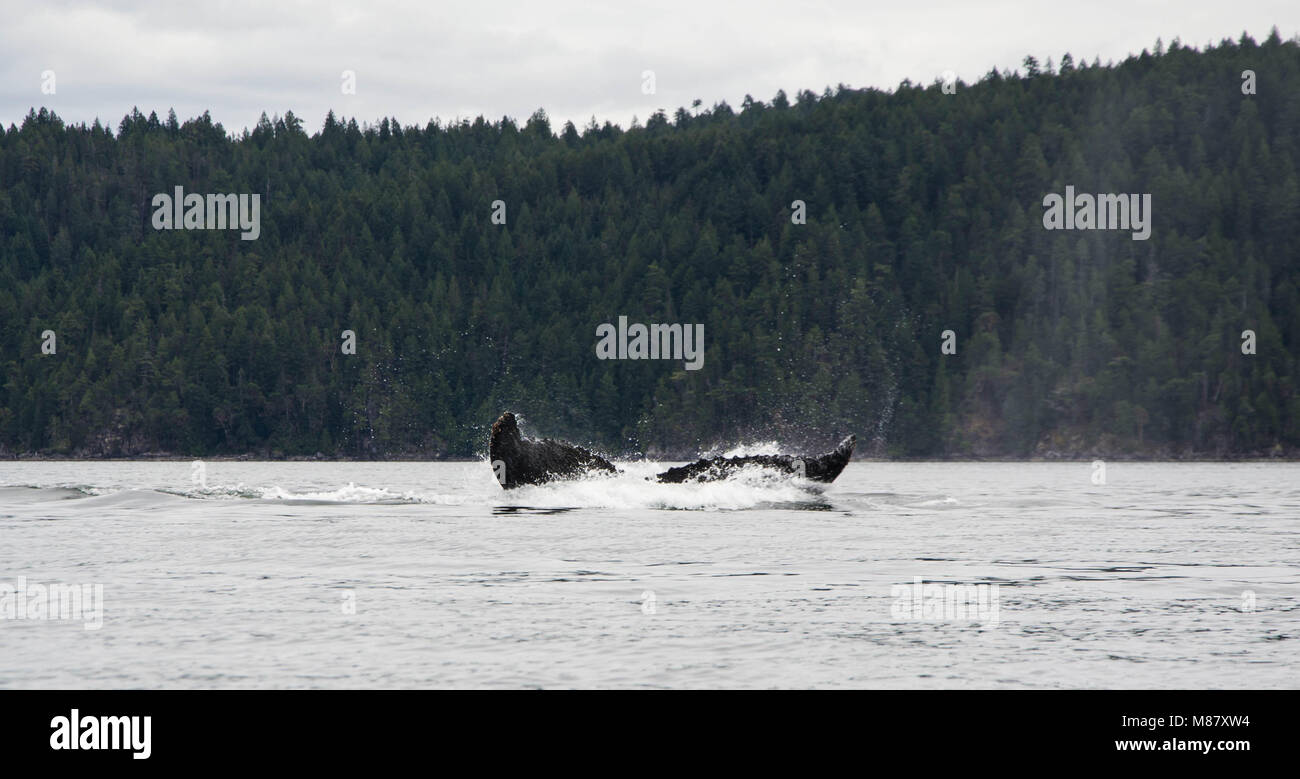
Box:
(0, 460), (1295, 688)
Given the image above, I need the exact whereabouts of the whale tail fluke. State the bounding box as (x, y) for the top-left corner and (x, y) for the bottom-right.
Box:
(804, 434), (856, 483)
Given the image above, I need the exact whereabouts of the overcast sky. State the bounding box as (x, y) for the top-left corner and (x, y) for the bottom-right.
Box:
(1, 0), (1296, 135)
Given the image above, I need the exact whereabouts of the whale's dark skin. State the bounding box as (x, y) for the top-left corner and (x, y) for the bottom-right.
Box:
(489, 412), (617, 488)
(654, 434), (856, 484)
(488, 412), (855, 489)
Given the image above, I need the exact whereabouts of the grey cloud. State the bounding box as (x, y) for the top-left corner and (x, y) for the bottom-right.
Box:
(1, 0), (1296, 133)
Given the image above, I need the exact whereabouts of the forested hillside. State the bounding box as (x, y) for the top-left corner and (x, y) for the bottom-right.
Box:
(2, 32), (1298, 459)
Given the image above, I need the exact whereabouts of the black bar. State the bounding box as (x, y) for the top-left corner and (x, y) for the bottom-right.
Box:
(1, 690), (1288, 767)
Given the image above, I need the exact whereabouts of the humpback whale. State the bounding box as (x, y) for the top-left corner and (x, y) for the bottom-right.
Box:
(653, 434), (856, 484)
(488, 412), (855, 489)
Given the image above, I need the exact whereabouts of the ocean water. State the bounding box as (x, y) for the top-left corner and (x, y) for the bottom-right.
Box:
(0, 460), (1295, 689)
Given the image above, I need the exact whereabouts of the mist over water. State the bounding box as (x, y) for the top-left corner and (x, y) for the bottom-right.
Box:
(0, 461), (1295, 688)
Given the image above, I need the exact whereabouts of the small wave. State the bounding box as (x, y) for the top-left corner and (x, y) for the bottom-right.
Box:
(255, 482), (466, 505)
(158, 484), (264, 500)
(146, 481), (466, 505)
(908, 496), (960, 508)
(0, 483), (116, 498)
(69, 488), (194, 508)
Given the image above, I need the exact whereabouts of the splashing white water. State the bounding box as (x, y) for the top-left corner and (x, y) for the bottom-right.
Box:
(496, 460), (825, 511)
(711, 441), (786, 458)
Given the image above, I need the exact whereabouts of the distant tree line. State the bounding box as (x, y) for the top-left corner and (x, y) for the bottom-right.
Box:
(1, 31), (1297, 458)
